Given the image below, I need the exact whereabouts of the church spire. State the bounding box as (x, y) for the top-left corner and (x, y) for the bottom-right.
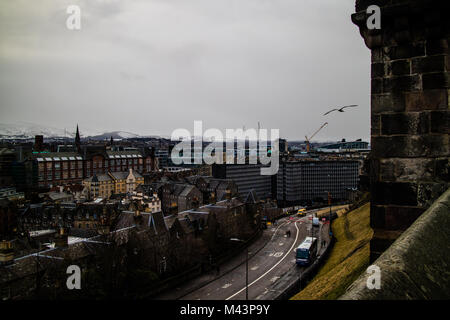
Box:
(75, 124), (81, 152)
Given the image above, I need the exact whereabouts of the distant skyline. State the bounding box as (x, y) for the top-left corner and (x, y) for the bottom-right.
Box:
(0, 0), (370, 141)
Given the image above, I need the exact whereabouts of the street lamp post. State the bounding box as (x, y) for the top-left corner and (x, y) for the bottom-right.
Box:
(325, 191), (331, 222)
(230, 238), (248, 300)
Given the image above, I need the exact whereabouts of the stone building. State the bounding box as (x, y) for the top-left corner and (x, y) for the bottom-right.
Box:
(82, 169), (144, 200)
(159, 183), (203, 214)
(185, 175), (238, 203)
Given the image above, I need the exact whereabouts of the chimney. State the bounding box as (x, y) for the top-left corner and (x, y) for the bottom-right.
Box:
(34, 135), (43, 152)
(0, 240), (14, 265)
(54, 227), (68, 248)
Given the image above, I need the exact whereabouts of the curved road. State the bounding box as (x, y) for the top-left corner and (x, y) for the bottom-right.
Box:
(181, 213), (321, 300)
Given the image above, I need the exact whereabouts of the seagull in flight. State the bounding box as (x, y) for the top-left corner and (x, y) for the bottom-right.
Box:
(323, 105), (358, 116)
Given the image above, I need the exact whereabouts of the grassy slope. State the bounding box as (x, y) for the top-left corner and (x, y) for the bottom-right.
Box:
(316, 205), (350, 218)
(291, 202), (372, 300)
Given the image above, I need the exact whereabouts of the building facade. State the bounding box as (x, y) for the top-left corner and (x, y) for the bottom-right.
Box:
(212, 163), (273, 200)
(32, 148), (155, 189)
(83, 169), (144, 200)
(276, 160), (360, 205)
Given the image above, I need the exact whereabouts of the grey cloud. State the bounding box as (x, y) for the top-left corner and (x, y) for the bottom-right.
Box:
(0, 0), (370, 141)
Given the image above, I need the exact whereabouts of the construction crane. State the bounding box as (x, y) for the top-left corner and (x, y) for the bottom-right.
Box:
(305, 122), (328, 152)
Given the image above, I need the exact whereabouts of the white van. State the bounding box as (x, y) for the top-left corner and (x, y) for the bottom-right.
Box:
(312, 217), (320, 227)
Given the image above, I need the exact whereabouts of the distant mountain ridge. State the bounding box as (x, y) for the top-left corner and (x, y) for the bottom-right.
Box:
(87, 131), (142, 140)
(0, 122), (157, 140)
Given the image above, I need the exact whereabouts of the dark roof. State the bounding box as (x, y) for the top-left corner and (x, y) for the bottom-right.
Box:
(144, 211), (167, 235)
(81, 145), (107, 159)
(136, 184), (158, 195)
(178, 218), (195, 234)
(114, 211), (136, 230)
(69, 228), (98, 238)
(245, 190), (259, 204)
(109, 170), (143, 180)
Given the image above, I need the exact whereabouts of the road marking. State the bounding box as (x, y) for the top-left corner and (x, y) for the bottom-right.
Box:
(270, 276), (280, 283)
(222, 283), (232, 289)
(270, 221), (288, 241)
(279, 243), (284, 246)
(225, 220), (300, 300)
(251, 266), (259, 271)
(274, 252), (283, 258)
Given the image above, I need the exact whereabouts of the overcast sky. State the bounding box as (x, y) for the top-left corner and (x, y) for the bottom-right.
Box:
(0, 0), (370, 141)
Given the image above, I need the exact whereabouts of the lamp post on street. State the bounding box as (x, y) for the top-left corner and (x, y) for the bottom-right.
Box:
(230, 238), (248, 300)
(325, 191), (332, 222)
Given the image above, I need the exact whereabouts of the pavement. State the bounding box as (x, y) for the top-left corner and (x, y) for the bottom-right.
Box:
(155, 210), (331, 300)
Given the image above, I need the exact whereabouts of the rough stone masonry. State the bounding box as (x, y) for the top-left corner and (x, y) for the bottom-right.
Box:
(352, 0), (449, 261)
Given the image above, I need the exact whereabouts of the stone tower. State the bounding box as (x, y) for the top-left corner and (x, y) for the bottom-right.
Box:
(352, 0), (449, 261)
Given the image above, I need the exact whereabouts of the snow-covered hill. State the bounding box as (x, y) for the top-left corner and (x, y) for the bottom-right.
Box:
(0, 122), (100, 139)
(87, 131), (142, 140)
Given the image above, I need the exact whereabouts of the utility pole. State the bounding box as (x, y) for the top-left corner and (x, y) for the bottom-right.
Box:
(328, 192), (332, 222)
(246, 245), (249, 301)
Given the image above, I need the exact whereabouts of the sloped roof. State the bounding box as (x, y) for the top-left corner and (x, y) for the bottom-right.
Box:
(47, 192), (74, 201)
(163, 215), (177, 229)
(245, 189), (259, 204)
(114, 211), (136, 230)
(179, 185), (195, 197)
(69, 228), (98, 238)
(178, 218), (195, 234)
(109, 171), (128, 180)
(86, 174), (112, 183)
(144, 211), (167, 235)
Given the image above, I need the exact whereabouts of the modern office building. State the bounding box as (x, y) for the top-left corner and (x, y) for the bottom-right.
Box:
(276, 160), (360, 205)
(155, 148), (170, 168)
(212, 163), (273, 199)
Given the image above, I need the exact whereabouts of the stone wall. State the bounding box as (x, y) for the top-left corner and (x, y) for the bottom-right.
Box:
(352, 0), (449, 261)
(340, 187), (450, 299)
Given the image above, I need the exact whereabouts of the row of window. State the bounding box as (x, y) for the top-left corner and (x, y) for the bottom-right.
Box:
(39, 171), (83, 181)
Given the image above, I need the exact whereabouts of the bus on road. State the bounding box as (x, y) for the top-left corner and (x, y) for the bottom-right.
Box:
(295, 237), (318, 266)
